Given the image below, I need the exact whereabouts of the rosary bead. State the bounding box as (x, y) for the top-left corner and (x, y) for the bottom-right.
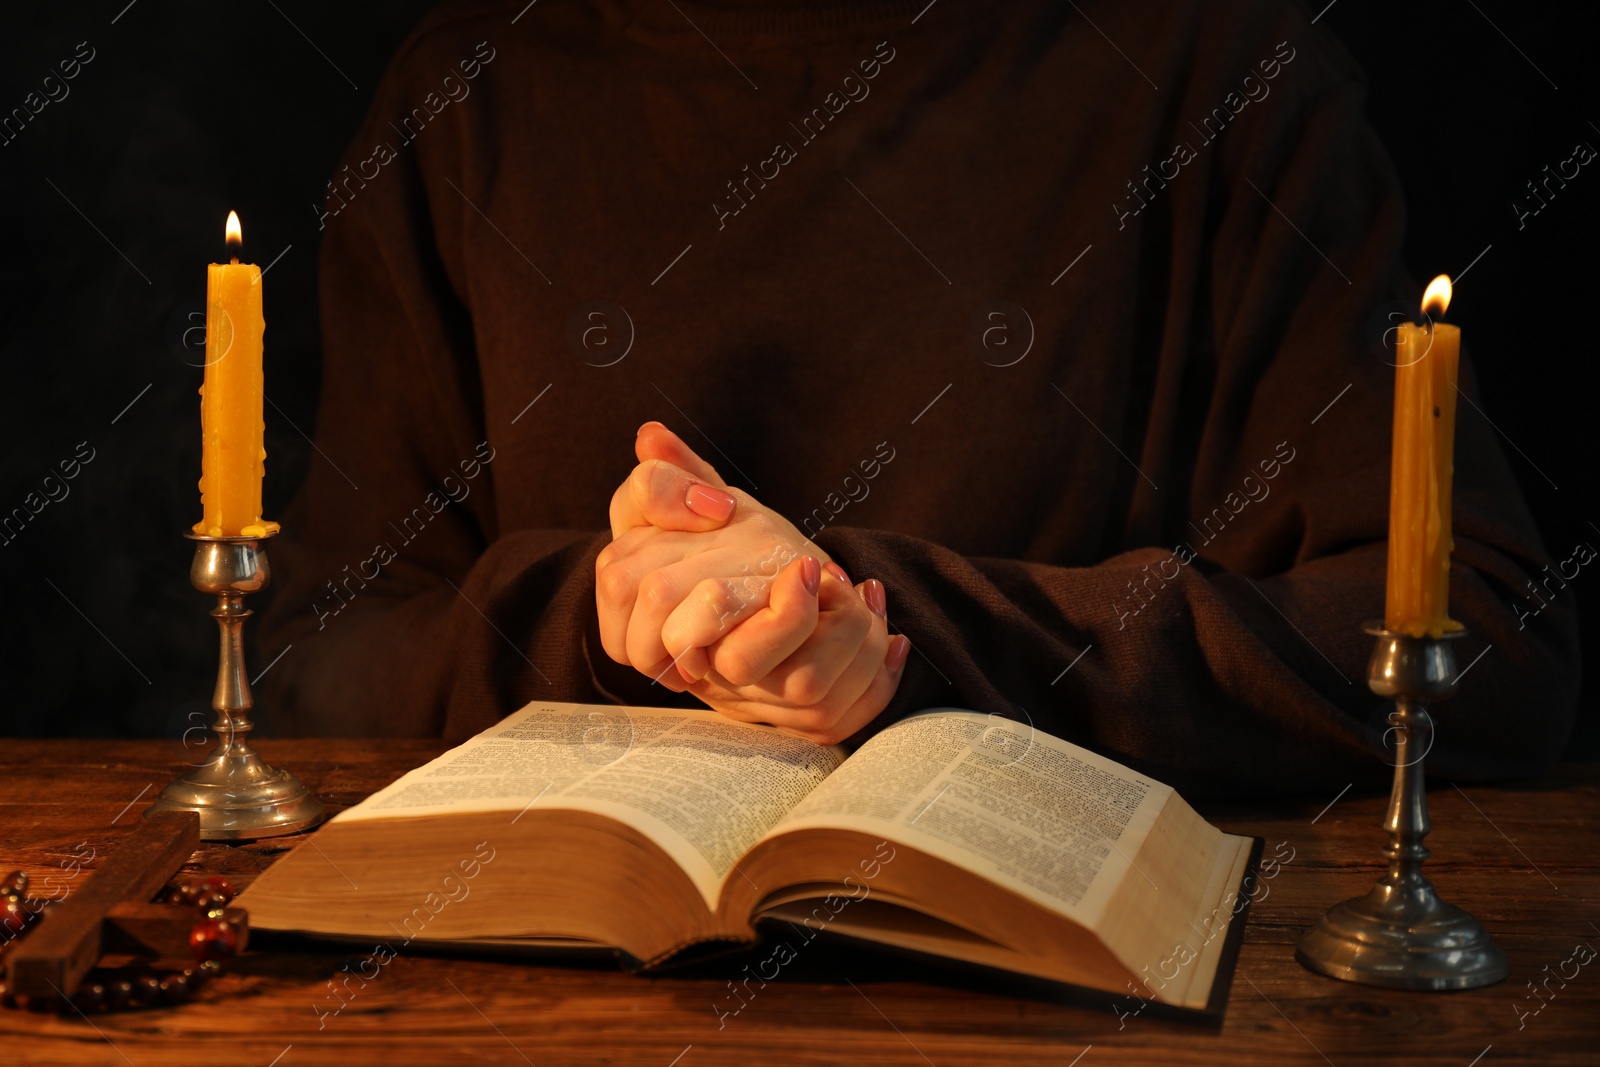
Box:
(0, 982), (13, 1008)
(193, 889), (229, 915)
(190, 918), (238, 962)
(177, 883), (204, 906)
(134, 974), (163, 1005)
(71, 983), (106, 1013)
(1, 899), (27, 937)
(105, 979), (135, 1011)
(200, 875), (236, 903)
(158, 973), (193, 1004)
(0, 872), (26, 898)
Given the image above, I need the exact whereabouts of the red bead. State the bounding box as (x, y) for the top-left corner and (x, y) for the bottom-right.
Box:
(177, 883), (204, 906)
(189, 918), (237, 963)
(193, 889), (229, 915)
(1, 899), (26, 937)
(200, 875), (236, 903)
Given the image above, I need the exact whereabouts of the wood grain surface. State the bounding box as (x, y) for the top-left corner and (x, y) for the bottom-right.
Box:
(2, 739), (1595, 1067)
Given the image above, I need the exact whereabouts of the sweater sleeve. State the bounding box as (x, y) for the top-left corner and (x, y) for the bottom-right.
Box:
(817, 59), (1579, 798)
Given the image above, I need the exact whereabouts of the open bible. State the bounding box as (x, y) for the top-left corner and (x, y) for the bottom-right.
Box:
(238, 702), (1258, 1011)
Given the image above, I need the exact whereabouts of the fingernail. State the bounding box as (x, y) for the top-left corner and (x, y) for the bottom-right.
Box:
(824, 561), (851, 586)
(886, 634), (911, 671)
(801, 556), (821, 597)
(637, 421), (664, 437)
(863, 578), (887, 618)
(685, 483), (736, 521)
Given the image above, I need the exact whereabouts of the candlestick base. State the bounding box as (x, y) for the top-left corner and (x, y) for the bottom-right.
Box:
(147, 754), (326, 841)
(1295, 887), (1508, 991)
(147, 532), (326, 841)
(1294, 623), (1506, 991)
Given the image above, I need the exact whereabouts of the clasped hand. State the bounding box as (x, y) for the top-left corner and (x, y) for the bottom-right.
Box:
(595, 423), (911, 744)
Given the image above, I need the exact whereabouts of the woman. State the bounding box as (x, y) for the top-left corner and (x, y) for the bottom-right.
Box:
(262, 0), (1578, 797)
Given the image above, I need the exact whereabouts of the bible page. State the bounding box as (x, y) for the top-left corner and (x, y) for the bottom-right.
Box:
(337, 702), (845, 908)
(765, 710), (1170, 923)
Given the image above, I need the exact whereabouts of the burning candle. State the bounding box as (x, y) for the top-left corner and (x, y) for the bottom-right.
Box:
(1384, 275), (1462, 638)
(194, 211), (278, 538)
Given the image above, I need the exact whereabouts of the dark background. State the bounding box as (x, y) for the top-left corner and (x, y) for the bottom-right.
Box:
(0, 1), (1594, 756)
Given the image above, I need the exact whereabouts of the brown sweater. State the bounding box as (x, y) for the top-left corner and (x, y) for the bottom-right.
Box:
(261, 0), (1579, 798)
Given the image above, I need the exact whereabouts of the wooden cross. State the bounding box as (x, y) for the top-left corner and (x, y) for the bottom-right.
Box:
(6, 810), (248, 998)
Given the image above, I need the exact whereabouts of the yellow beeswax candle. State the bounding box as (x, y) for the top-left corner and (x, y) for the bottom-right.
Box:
(194, 211), (278, 538)
(1385, 275), (1462, 637)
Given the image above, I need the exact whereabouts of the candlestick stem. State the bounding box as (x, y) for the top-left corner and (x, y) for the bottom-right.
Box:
(213, 590), (249, 756)
(1295, 623), (1506, 990)
(1385, 697), (1430, 884)
(147, 533), (325, 840)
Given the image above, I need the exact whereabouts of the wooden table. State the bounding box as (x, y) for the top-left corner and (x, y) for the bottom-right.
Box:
(2, 740), (1596, 1066)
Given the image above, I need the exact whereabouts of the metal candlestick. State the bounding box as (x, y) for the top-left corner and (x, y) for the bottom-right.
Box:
(1295, 622), (1507, 990)
(146, 531), (326, 840)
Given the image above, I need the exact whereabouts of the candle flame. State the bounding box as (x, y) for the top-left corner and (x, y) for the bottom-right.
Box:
(1421, 274), (1452, 319)
(226, 210), (242, 249)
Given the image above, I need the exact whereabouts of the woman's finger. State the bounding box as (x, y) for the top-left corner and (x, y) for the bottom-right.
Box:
(595, 547), (645, 665)
(596, 523), (657, 575)
(636, 652), (690, 692)
(661, 575), (758, 684)
(596, 528), (697, 665)
(696, 625), (911, 745)
(623, 564), (694, 673)
(714, 570), (871, 698)
(763, 579), (887, 717)
(609, 458), (737, 539)
(635, 422), (728, 488)
(773, 634), (912, 745)
(621, 546), (787, 675)
(674, 555), (820, 685)
(661, 569), (778, 683)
